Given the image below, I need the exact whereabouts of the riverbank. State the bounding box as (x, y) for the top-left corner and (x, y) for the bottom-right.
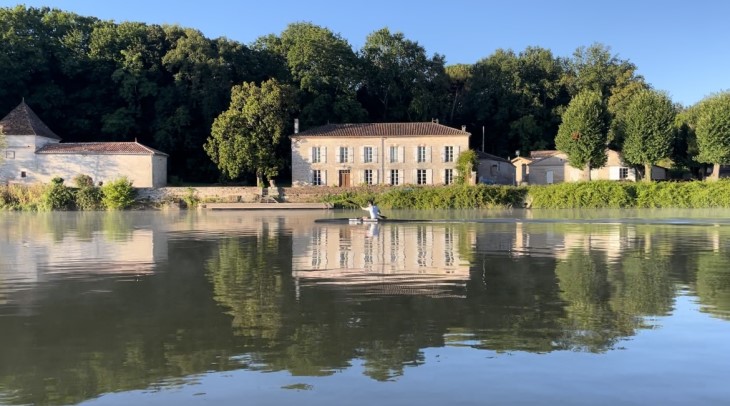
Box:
(3, 180), (730, 211)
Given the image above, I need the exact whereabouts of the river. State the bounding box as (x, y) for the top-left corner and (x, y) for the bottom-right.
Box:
(1, 209), (729, 405)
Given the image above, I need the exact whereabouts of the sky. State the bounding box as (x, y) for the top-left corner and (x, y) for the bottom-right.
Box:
(4, 0), (730, 106)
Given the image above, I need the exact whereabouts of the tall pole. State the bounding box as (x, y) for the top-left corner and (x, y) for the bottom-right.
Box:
(481, 126), (485, 152)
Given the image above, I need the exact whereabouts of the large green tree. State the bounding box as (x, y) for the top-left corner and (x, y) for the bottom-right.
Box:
(695, 92), (730, 181)
(255, 23), (366, 127)
(620, 89), (676, 181)
(555, 91), (609, 179)
(359, 28), (449, 122)
(205, 79), (294, 185)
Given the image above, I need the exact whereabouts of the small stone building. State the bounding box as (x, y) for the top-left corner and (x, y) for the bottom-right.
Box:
(290, 122), (470, 187)
(475, 151), (515, 185)
(0, 101), (167, 187)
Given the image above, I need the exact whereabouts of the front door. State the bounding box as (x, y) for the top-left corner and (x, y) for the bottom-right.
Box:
(339, 170), (351, 187)
(546, 170), (554, 184)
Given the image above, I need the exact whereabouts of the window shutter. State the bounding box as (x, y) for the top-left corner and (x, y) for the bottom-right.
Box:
(456, 146), (461, 157)
(321, 147), (327, 163)
(386, 170), (392, 185)
(413, 169), (418, 184)
(400, 146), (405, 163)
(609, 166), (620, 180)
(309, 147), (314, 163)
(322, 170), (327, 186)
(426, 169), (432, 185)
(374, 170), (379, 184)
(349, 147), (354, 163)
(414, 146), (419, 162)
(442, 169), (447, 184)
(373, 147), (378, 163)
(361, 146), (366, 163)
(426, 146), (432, 163)
(336, 147), (341, 163)
(441, 148), (446, 162)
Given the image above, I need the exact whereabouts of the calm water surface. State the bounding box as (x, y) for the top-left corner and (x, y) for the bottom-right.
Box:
(1, 209), (730, 405)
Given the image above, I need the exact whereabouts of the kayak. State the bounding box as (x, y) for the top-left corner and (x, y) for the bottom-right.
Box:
(313, 218), (428, 224)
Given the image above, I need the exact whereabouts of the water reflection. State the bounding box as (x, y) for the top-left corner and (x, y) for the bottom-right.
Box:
(0, 210), (729, 405)
(292, 223), (473, 297)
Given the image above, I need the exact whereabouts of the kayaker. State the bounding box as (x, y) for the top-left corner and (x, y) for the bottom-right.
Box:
(362, 200), (382, 220)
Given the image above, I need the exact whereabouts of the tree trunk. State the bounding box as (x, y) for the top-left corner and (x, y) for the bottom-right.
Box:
(710, 163), (721, 181)
(584, 163), (591, 181)
(644, 163), (652, 182)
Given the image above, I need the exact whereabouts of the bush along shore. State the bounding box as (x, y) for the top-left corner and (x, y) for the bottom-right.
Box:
(3, 180), (730, 211)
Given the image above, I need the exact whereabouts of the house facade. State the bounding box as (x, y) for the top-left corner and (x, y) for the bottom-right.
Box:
(0, 101), (168, 187)
(290, 122), (470, 187)
(475, 151), (515, 185)
(526, 149), (667, 185)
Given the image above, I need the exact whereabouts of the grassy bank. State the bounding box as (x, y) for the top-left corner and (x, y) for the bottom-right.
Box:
(323, 180), (730, 209)
(4, 179), (730, 211)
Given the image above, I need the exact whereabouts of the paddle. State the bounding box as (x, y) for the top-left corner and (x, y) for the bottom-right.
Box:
(345, 199), (387, 219)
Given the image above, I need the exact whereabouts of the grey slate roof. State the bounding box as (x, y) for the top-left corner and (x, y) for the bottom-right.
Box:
(0, 101), (61, 140)
(292, 122), (470, 137)
(476, 151), (512, 163)
(36, 142), (168, 156)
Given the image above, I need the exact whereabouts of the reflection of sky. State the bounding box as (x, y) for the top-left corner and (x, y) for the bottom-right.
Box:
(81, 295), (730, 406)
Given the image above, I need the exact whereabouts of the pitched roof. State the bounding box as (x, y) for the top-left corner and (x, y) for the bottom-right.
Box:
(0, 101), (61, 140)
(36, 142), (168, 156)
(530, 150), (560, 159)
(476, 151), (512, 163)
(292, 122), (470, 137)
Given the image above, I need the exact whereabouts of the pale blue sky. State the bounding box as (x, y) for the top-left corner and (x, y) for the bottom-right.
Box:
(5, 0), (730, 106)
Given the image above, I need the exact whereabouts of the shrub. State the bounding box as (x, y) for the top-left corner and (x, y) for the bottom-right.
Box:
(75, 186), (102, 210)
(101, 177), (136, 210)
(73, 174), (95, 188)
(40, 177), (74, 211)
(182, 187), (199, 208)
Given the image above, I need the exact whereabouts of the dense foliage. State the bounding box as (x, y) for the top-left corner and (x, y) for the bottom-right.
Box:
(554, 91), (609, 178)
(3, 6), (681, 184)
(695, 92), (730, 180)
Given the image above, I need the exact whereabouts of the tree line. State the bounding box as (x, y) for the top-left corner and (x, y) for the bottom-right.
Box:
(1, 5), (728, 184)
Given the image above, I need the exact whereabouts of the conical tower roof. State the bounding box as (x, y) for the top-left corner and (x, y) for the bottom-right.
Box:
(0, 101), (61, 140)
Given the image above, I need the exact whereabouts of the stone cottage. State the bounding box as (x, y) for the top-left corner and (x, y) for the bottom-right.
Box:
(0, 101), (168, 187)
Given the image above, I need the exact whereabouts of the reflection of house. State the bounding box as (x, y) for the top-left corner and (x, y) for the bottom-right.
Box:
(0, 101), (168, 187)
(520, 149), (667, 185)
(292, 224), (472, 296)
(290, 122), (470, 187)
(475, 151), (515, 185)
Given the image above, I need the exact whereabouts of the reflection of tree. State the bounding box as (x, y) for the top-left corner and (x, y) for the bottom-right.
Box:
(554, 249), (624, 352)
(207, 237), (285, 341)
(695, 253), (730, 320)
(610, 251), (673, 321)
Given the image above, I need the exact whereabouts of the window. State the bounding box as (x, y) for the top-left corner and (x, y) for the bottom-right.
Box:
(5, 150), (15, 159)
(390, 169), (400, 186)
(444, 169), (453, 185)
(312, 170), (322, 185)
(311, 146), (321, 163)
(364, 146), (373, 163)
(417, 146), (426, 163)
(619, 167), (629, 179)
(338, 146), (349, 163)
(417, 169), (427, 185)
(364, 169), (373, 185)
(444, 146), (454, 162)
(389, 146), (399, 163)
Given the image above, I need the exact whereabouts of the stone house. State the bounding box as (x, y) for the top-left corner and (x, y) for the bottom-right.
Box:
(290, 122), (470, 187)
(526, 149), (667, 185)
(475, 151), (515, 185)
(0, 101), (168, 187)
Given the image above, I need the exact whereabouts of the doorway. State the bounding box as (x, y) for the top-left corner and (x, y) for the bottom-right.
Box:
(339, 170), (351, 187)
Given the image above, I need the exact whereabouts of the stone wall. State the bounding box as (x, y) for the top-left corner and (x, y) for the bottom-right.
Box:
(136, 185), (393, 204)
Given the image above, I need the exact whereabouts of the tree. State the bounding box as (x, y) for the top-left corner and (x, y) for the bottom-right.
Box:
(695, 92), (730, 181)
(455, 149), (478, 184)
(359, 28), (448, 122)
(555, 91), (609, 179)
(620, 89), (676, 181)
(205, 79), (294, 185)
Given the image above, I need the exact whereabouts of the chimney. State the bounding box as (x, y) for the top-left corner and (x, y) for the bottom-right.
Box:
(461, 125), (466, 132)
(294, 118), (299, 134)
